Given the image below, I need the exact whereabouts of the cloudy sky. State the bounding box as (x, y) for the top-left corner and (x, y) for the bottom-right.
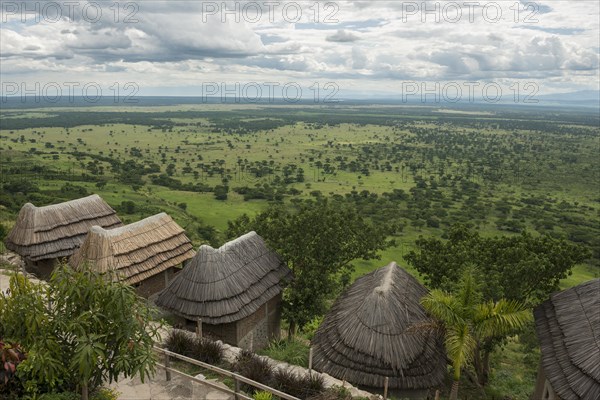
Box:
(1, 0), (599, 100)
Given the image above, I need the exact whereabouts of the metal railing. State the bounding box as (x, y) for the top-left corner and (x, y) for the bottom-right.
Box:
(154, 346), (301, 400)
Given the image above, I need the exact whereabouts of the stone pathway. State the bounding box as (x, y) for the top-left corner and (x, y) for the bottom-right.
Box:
(109, 372), (233, 400)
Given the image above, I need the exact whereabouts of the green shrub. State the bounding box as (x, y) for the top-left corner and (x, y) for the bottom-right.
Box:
(234, 350), (273, 393)
(91, 387), (120, 400)
(270, 368), (325, 399)
(253, 390), (273, 400)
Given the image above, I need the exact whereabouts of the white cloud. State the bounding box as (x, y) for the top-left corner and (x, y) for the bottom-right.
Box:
(0, 0), (598, 96)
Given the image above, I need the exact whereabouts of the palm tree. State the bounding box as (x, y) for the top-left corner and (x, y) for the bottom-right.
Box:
(421, 269), (531, 400)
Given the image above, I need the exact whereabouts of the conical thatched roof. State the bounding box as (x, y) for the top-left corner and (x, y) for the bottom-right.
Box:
(4, 195), (122, 261)
(156, 231), (291, 324)
(311, 262), (446, 390)
(534, 278), (600, 400)
(69, 213), (195, 285)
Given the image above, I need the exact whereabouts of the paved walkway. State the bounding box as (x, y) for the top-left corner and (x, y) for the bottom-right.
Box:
(109, 372), (233, 400)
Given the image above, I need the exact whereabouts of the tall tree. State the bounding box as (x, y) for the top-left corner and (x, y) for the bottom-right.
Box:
(421, 269), (531, 398)
(227, 199), (392, 335)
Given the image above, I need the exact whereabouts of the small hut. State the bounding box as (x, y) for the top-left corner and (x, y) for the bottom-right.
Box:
(70, 212), (195, 298)
(533, 278), (600, 400)
(156, 231), (291, 350)
(311, 262), (446, 398)
(4, 194), (122, 278)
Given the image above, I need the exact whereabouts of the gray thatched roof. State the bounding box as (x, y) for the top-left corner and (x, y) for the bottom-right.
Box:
(4, 195), (122, 261)
(156, 231), (291, 324)
(69, 213), (195, 285)
(311, 262), (446, 390)
(534, 278), (600, 400)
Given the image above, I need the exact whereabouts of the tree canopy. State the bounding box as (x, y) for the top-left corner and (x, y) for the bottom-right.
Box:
(0, 265), (160, 398)
(406, 224), (590, 304)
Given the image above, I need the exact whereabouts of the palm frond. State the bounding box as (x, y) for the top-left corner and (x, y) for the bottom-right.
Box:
(421, 290), (464, 326)
(474, 299), (532, 338)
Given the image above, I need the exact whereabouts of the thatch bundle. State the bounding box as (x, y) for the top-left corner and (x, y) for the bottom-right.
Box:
(4, 195), (122, 261)
(156, 231), (291, 324)
(311, 262), (446, 390)
(69, 212), (195, 285)
(534, 278), (600, 400)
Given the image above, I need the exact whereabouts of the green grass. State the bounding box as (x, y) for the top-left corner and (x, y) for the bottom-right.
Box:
(258, 339), (310, 369)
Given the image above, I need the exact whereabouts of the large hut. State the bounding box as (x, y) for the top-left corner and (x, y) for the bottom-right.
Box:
(311, 262), (446, 398)
(533, 278), (600, 400)
(156, 231), (292, 350)
(4, 194), (122, 278)
(69, 212), (195, 298)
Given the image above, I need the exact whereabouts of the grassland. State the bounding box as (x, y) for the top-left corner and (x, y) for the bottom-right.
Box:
(0, 103), (598, 399)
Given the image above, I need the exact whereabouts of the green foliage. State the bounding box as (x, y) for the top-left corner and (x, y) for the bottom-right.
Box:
(300, 316), (323, 341)
(421, 269), (532, 399)
(0, 265), (161, 396)
(258, 339), (309, 368)
(227, 199), (392, 331)
(406, 224), (590, 304)
(253, 390), (273, 400)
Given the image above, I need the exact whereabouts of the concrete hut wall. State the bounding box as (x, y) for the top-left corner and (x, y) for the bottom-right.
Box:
(135, 267), (177, 298)
(183, 293), (283, 351)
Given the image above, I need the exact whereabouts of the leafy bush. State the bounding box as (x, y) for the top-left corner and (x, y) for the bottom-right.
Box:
(310, 385), (353, 400)
(0, 265), (161, 397)
(234, 350), (273, 393)
(38, 393), (80, 400)
(271, 368), (325, 399)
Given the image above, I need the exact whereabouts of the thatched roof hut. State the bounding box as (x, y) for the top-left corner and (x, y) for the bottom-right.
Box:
(533, 278), (600, 400)
(156, 231), (291, 324)
(311, 262), (446, 391)
(70, 213), (195, 286)
(4, 195), (122, 262)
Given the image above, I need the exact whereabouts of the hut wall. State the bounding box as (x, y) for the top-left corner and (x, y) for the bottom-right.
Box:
(201, 322), (238, 345)
(24, 258), (56, 280)
(135, 267), (176, 298)
(533, 366), (561, 400)
(236, 293), (282, 351)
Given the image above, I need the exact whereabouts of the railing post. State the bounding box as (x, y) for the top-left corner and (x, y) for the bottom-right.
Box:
(308, 347), (313, 373)
(383, 377), (389, 400)
(164, 351), (172, 381)
(234, 376), (241, 400)
(196, 318), (203, 338)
